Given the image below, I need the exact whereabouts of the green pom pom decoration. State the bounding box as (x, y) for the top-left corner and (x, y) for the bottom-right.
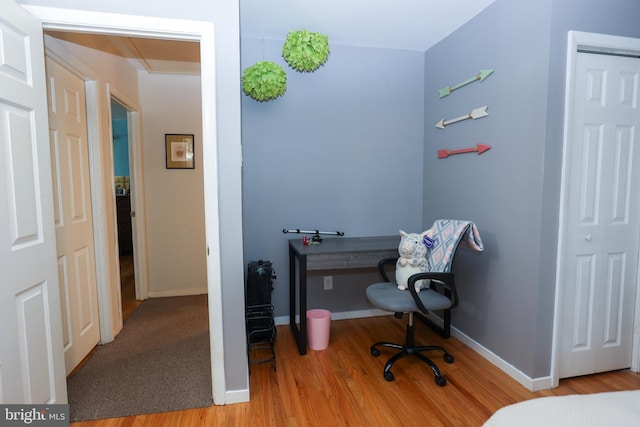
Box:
(242, 61), (287, 102)
(282, 29), (330, 72)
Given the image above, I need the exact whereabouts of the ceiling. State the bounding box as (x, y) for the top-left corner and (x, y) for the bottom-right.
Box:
(45, 0), (495, 74)
(45, 31), (201, 75)
(240, 0), (496, 52)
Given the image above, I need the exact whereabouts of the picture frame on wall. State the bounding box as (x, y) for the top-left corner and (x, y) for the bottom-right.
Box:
(165, 134), (195, 169)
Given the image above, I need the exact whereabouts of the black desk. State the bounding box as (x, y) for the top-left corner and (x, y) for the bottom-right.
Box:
(288, 236), (399, 355)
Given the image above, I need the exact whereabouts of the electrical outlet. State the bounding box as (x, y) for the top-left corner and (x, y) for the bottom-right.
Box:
(323, 276), (333, 290)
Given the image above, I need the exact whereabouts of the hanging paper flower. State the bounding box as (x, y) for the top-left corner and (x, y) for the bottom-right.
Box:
(282, 29), (330, 73)
(242, 61), (287, 102)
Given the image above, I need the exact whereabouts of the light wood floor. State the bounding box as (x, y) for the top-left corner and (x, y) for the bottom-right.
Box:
(70, 315), (640, 427)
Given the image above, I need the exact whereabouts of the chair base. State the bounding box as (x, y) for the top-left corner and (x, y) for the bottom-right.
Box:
(371, 315), (454, 386)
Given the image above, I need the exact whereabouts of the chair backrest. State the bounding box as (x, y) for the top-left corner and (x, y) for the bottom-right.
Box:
(426, 219), (484, 273)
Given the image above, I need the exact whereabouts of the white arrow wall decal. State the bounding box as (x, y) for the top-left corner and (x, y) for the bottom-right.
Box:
(435, 106), (488, 129)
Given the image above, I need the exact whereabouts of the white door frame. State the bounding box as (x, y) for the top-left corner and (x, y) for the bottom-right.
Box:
(551, 30), (640, 388)
(107, 84), (150, 304)
(24, 5), (227, 404)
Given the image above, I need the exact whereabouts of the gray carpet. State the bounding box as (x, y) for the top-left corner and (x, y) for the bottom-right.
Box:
(67, 295), (213, 421)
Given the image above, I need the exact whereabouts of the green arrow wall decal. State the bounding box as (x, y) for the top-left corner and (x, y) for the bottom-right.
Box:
(438, 69), (493, 98)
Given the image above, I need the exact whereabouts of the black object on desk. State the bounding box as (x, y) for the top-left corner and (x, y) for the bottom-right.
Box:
(288, 236), (399, 355)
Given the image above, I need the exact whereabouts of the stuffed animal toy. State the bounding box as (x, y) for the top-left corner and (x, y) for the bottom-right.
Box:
(395, 229), (433, 292)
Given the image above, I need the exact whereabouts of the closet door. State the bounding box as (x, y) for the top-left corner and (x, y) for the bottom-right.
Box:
(558, 51), (640, 378)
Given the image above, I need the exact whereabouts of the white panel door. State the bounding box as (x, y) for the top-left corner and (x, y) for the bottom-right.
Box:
(559, 52), (640, 378)
(0, 0), (66, 403)
(46, 57), (100, 374)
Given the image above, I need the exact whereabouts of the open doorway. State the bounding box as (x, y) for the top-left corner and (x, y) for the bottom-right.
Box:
(42, 29), (218, 416)
(44, 28), (216, 416)
(33, 14), (232, 404)
(27, 5), (231, 404)
(111, 99), (140, 320)
(7, 5), (238, 404)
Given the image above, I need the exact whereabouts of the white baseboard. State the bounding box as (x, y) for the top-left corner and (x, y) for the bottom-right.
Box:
(147, 288), (208, 298)
(276, 308), (553, 391)
(450, 326), (553, 391)
(274, 308), (389, 325)
(225, 388), (250, 404)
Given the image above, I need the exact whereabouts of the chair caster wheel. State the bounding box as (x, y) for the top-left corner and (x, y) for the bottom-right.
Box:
(384, 371), (394, 382)
(371, 347), (380, 357)
(444, 354), (454, 364)
(435, 376), (447, 387)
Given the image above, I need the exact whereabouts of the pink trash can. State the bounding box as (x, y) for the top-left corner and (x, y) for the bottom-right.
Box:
(307, 309), (331, 350)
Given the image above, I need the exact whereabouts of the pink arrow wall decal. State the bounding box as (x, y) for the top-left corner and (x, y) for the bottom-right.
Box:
(438, 143), (491, 159)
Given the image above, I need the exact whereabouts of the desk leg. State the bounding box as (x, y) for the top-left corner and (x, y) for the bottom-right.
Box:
(289, 248), (307, 355)
(299, 254), (307, 354)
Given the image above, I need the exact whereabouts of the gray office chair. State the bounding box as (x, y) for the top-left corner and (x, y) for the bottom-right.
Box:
(366, 219), (483, 385)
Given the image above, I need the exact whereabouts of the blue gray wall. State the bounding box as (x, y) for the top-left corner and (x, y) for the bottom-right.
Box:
(241, 38), (425, 317)
(424, 0), (640, 379)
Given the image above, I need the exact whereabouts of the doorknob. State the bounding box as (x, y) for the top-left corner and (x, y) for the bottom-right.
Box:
(130, 211), (136, 218)
(584, 234), (592, 241)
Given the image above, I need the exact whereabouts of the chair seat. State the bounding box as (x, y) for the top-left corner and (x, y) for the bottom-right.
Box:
(366, 282), (452, 313)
